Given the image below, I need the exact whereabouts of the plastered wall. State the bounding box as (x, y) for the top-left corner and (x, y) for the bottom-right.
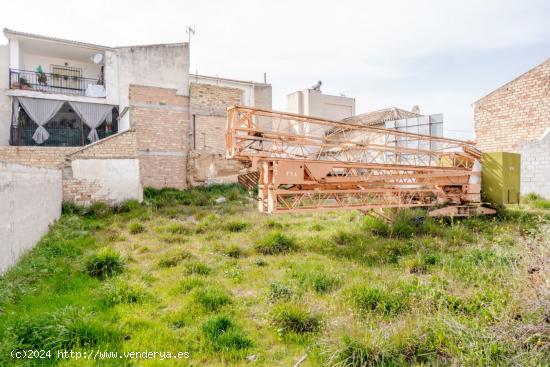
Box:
(0, 162), (62, 274)
(0, 44), (10, 146)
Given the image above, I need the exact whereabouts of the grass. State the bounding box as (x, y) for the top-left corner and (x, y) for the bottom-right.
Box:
(271, 303), (321, 336)
(193, 287), (232, 312)
(255, 230), (297, 255)
(84, 248), (124, 280)
(0, 185), (549, 366)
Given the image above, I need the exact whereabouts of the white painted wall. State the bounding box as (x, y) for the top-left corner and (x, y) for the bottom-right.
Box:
(20, 52), (101, 80)
(0, 44), (10, 146)
(520, 129), (550, 198)
(0, 162), (62, 274)
(287, 89), (355, 121)
(71, 159), (142, 203)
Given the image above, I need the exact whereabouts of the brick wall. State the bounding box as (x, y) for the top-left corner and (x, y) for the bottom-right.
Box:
(190, 83), (243, 116)
(0, 147), (77, 168)
(474, 58), (550, 152)
(68, 129), (137, 159)
(188, 83), (248, 186)
(194, 115), (226, 153)
(63, 130), (141, 205)
(130, 84), (189, 189)
(520, 130), (550, 198)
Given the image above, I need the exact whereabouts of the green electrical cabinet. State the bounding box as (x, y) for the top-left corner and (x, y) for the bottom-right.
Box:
(481, 152), (521, 204)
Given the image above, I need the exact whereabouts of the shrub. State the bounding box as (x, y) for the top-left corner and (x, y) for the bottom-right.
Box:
(86, 202), (112, 219)
(348, 285), (407, 315)
(310, 223), (323, 231)
(85, 248), (124, 280)
(254, 258), (267, 267)
(268, 282), (293, 302)
(12, 307), (119, 350)
(179, 277), (205, 293)
(62, 202), (86, 215)
(129, 222), (146, 234)
(193, 287), (231, 312)
(165, 223), (193, 235)
(185, 261), (211, 275)
(271, 303), (321, 335)
(294, 269), (339, 293)
(363, 216), (390, 236)
(157, 250), (192, 268)
(159, 234), (187, 244)
(531, 199), (550, 210)
(266, 219), (283, 229)
(390, 210), (420, 238)
(225, 220), (249, 232)
(331, 230), (362, 246)
(423, 253), (440, 266)
(225, 186), (246, 201)
(225, 245), (244, 258)
(101, 281), (146, 307)
(201, 315), (252, 352)
(115, 199), (141, 213)
(255, 231), (297, 255)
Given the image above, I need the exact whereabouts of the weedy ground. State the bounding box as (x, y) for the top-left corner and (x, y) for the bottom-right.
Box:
(0, 184), (549, 366)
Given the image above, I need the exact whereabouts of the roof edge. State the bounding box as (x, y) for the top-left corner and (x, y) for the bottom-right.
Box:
(474, 56), (550, 105)
(190, 73), (271, 86)
(3, 28), (113, 50)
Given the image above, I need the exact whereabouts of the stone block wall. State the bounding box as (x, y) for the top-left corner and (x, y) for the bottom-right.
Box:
(519, 130), (550, 198)
(190, 83), (242, 116)
(129, 84), (190, 189)
(474, 58), (550, 152)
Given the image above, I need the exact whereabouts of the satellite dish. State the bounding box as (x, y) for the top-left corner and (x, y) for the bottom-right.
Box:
(91, 53), (103, 64)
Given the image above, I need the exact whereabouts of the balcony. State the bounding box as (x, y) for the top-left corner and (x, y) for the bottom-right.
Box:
(10, 102), (118, 147)
(9, 68), (106, 97)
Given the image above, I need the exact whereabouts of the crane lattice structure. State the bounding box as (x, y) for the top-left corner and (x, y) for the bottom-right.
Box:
(225, 106), (495, 216)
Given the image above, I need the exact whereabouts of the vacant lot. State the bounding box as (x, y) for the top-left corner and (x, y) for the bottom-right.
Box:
(0, 185), (549, 366)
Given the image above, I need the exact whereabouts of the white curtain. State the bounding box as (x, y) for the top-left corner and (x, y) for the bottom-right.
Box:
(69, 102), (113, 142)
(17, 97), (65, 144)
(11, 99), (20, 127)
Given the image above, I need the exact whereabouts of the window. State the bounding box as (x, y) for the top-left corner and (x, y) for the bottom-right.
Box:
(51, 64), (82, 90)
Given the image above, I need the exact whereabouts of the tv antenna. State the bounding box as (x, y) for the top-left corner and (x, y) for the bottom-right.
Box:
(186, 25), (196, 44)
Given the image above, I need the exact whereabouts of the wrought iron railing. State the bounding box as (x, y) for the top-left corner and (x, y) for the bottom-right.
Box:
(9, 68), (102, 96)
(10, 125), (117, 147)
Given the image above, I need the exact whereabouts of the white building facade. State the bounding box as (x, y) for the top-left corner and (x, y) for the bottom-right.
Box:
(0, 29), (189, 147)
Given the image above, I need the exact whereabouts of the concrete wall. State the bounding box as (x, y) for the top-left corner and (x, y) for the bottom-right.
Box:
(115, 44), (189, 131)
(287, 89), (355, 121)
(0, 44), (10, 146)
(474, 58), (550, 152)
(519, 129), (550, 198)
(65, 159), (142, 205)
(0, 162), (62, 274)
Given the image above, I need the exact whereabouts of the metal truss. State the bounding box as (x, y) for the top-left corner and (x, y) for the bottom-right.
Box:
(226, 106), (492, 216)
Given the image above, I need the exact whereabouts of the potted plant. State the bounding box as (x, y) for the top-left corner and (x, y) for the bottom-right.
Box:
(36, 65), (47, 85)
(19, 76), (31, 89)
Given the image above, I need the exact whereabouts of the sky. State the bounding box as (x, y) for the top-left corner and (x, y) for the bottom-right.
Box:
(1, 0), (549, 139)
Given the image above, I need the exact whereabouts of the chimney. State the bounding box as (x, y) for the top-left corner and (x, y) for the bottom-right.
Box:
(411, 105), (420, 114)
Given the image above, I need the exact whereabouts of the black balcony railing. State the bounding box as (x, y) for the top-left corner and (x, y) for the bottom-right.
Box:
(9, 68), (103, 96)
